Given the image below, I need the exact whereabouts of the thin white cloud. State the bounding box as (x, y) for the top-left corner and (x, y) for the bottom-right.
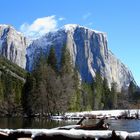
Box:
(58, 17), (65, 21)
(83, 12), (92, 20)
(20, 16), (57, 39)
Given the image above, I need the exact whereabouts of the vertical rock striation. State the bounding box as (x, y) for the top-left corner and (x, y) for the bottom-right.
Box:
(27, 24), (135, 90)
(0, 24), (28, 68)
(0, 24), (135, 90)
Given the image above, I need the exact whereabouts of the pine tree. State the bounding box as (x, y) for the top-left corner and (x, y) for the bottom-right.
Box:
(128, 81), (137, 98)
(61, 45), (73, 74)
(22, 73), (36, 116)
(0, 81), (4, 101)
(110, 82), (118, 109)
(93, 72), (103, 110)
(47, 47), (57, 71)
(81, 82), (93, 111)
(102, 78), (111, 109)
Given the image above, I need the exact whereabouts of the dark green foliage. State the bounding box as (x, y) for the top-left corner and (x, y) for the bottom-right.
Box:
(110, 82), (118, 109)
(0, 56), (27, 78)
(102, 78), (111, 109)
(60, 45), (73, 74)
(128, 81), (137, 98)
(22, 73), (36, 116)
(47, 47), (57, 71)
(69, 69), (81, 112)
(22, 47), (78, 116)
(127, 81), (140, 106)
(93, 72), (103, 110)
(0, 44), (140, 117)
(91, 73), (119, 110)
(81, 82), (93, 111)
(0, 56), (26, 116)
(23, 45), (135, 115)
(0, 72), (24, 116)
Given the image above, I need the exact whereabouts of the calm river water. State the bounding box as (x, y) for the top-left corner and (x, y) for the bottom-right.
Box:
(0, 118), (140, 132)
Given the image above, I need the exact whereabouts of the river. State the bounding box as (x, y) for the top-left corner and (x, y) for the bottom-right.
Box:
(0, 118), (140, 132)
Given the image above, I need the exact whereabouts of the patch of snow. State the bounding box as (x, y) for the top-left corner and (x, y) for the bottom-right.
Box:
(61, 24), (106, 35)
(116, 131), (129, 140)
(128, 132), (140, 139)
(63, 24), (79, 31)
(33, 129), (113, 139)
(65, 109), (140, 118)
(1, 129), (140, 139)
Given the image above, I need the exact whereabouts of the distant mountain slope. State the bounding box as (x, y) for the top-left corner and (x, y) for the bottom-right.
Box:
(0, 56), (27, 81)
(0, 24), (28, 68)
(27, 24), (134, 90)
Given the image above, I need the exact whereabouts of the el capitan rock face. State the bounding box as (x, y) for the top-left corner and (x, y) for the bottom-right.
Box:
(0, 24), (28, 68)
(0, 24), (135, 90)
(26, 24), (134, 90)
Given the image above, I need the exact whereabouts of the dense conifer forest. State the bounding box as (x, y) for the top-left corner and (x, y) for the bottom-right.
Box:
(0, 47), (139, 117)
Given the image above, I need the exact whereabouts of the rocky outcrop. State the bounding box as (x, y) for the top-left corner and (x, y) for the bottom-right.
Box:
(26, 24), (135, 90)
(0, 24), (28, 68)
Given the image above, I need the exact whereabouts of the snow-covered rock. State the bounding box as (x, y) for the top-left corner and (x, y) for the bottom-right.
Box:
(26, 24), (135, 90)
(1, 129), (140, 140)
(0, 24), (29, 68)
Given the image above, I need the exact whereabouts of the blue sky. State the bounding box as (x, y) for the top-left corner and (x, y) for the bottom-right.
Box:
(0, 0), (139, 85)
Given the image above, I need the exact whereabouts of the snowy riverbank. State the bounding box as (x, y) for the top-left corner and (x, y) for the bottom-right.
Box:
(0, 129), (140, 140)
(64, 109), (140, 119)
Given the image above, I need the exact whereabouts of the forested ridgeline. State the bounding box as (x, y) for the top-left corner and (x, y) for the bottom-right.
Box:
(0, 56), (26, 116)
(0, 47), (140, 117)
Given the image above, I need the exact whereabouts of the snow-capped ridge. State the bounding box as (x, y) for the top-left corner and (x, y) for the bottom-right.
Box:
(0, 24), (26, 37)
(63, 24), (79, 31)
(61, 24), (106, 35)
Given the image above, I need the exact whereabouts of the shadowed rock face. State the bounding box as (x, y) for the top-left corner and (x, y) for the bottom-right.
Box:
(0, 25), (28, 68)
(27, 24), (134, 90)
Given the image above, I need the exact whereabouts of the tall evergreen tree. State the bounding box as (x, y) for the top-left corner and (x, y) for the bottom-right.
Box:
(93, 72), (103, 110)
(128, 81), (137, 98)
(22, 73), (36, 116)
(47, 47), (57, 71)
(69, 69), (81, 111)
(110, 82), (118, 109)
(81, 82), (93, 111)
(102, 78), (111, 109)
(0, 81), (4, 102)
(61, 45), (73, 74)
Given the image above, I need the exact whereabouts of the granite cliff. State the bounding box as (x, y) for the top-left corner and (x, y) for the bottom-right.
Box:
(0, 24), (135, 90)
(27, 24), (134, 90)
(0, 24), (28, 68)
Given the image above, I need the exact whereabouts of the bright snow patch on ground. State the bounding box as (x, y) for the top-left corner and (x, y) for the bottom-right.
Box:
(1, 129), (140, 139)
(65, 109), (140, 118)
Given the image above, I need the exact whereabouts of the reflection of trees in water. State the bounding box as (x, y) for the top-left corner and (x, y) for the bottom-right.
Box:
(22, 118), (33, 128)
(22, 118), (73, 129)
(1, 118), (140, 131)
(0, 118), (23, 129)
